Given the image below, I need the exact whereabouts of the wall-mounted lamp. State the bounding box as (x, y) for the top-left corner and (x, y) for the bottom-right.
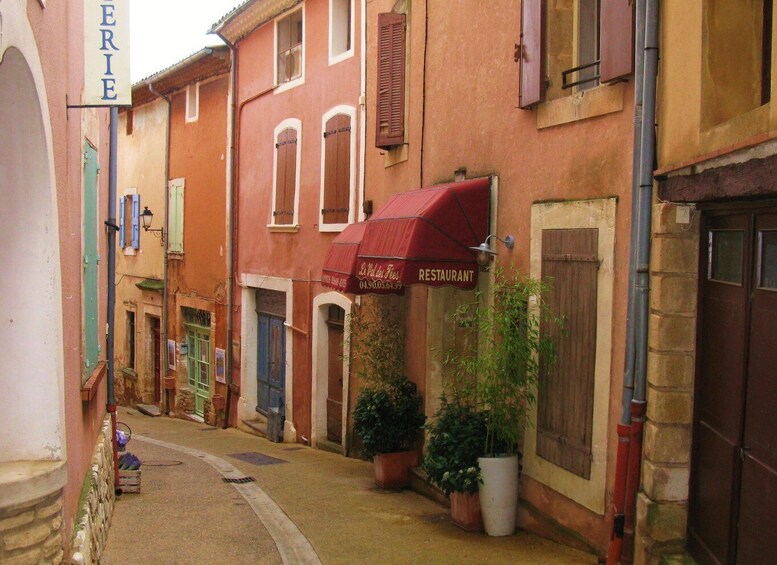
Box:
(140, 206), (165, 245)
(469, 234), (515, 267)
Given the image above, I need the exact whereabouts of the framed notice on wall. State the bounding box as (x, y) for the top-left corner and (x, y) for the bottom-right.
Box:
(167, 339), (176, 370)
(215, 348), (226, 384)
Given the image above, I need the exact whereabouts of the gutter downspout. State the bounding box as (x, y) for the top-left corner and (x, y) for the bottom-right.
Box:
(106, 106), (120, 492)
(358, 0), (367, 221)
(608, 0), (646, 560)
(148, 82), (172, 416)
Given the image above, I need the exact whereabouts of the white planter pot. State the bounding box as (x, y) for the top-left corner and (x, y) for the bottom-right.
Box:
(478, 454), (519, 536)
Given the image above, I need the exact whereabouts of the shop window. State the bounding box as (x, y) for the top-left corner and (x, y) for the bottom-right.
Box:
(330, 0), (353, 63)
(701, 0), (773, 129)
(519, 0), (633, 108)
(186, 83), (199, 123)
(376, 12), (406, 148)
(276, 8), (304, 88)
(320, 107), (355, 230)
(168, 178), (185, 254)
(272, 120), (301, 226)
(119, 193), (140, 250)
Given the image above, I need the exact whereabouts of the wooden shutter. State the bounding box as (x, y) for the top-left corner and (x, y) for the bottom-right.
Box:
(119, 196), (126, 248)
(376, 13), (406, 148)
(323, 115), (351, 224)
(168, 180), (184, 253)
(131, 194), (140, 249)
(600, 0), (635, 83)
(274, 128), (297, 225)
(519, 0), (544, 108)
(537, 228), (599, 479)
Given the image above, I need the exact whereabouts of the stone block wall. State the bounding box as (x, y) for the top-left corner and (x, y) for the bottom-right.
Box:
(635, 201), (699, 564)
(176, 388), (195, 415)
(69, 416), (116, 565)
(0, 491), (64, 565)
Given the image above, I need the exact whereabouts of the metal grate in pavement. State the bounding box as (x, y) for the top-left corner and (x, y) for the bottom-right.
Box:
(228, 452), (288, 466)
(222, 476), (256, 484)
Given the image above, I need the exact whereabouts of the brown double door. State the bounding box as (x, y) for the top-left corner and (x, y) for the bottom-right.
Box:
(690, 208), (777, 564)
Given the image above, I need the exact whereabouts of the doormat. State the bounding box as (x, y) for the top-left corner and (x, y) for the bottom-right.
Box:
(229, 452), (288, 466)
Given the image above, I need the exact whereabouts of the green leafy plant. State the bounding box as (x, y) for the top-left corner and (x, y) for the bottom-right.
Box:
(423, 396), (487, 494)
(444, 272), (558, 457)
(353, 377), (426, 458)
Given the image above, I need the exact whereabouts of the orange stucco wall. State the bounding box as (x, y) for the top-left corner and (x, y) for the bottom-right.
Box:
(27, 0), (110, 542)
(233, 0), (363, 441)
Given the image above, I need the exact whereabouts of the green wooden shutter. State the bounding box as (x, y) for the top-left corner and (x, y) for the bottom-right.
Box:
(168, 179), (184, 253)
(83, 142), (100, 377)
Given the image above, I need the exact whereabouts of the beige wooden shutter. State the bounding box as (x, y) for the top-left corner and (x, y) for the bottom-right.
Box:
(519, 0), (544, 108)
(600, 0), (635, 83)
(376, 12), (406, 148)
(537, 228), (599, 479)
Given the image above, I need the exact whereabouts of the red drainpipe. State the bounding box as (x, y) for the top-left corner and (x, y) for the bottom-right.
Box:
(606, 423), (632, 564)
(620, 400), (646, 564)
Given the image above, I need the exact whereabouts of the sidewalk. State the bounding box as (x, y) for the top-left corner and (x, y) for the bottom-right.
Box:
(103, 409), (597, 564)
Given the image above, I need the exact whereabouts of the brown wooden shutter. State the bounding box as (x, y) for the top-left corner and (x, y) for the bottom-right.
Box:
(519, 0), (544, 109)
(274, 128), (297, 224)
(600, 0), (635, 83)
(537, 228), (599, 479)
(376, 12), (406, 148)
(323, 115), (351, 224)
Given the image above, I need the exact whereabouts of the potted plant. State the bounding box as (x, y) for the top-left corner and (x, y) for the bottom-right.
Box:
(424, 395), (487, 531)
(349, 297), (426, 488)
(445, 273), (557, 536)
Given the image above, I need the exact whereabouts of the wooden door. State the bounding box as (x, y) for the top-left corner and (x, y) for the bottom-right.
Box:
(152, 317), (161, 403)
(257, 313), (285, 416)
(186, 325), (211, 417)
(690, 209), (777, 564)
(326, 306), (345, 443)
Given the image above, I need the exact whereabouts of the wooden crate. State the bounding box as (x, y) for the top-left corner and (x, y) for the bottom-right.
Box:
(119, 469), (141, 493)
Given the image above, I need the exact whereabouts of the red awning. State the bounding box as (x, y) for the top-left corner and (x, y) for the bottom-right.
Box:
(321, 178), (490, 294)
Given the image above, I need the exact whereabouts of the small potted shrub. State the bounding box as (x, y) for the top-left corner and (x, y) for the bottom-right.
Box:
(424, 396), (487, 531)
(353, 377), (425, 488)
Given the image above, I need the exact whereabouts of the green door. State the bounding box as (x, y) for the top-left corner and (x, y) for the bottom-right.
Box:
(186, 324), (211, 417)
(83, 141), (100, 378)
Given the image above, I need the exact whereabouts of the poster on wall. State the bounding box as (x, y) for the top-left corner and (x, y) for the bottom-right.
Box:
(215, 348), (226, 384)
(83, 0), (131, 105)
(167, 339), (176, 370)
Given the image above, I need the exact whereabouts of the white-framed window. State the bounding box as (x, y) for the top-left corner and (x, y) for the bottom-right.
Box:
(119, 188), (139, 254)
(185, 83), (199, 123)
(329, 0), (354, 65)
(319, 105), (357, 232)
(275, 6), (305, 93)
(270, 118), (302, 229)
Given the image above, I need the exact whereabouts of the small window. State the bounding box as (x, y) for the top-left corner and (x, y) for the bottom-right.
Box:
(186, 83), (199, 123)
(327, 304), (345, 326)
(118, 193), (140, 250)
(272, 120), (301, 226)
(758, 230), (777, 290)
(126, 109), (134, 136)
(708, 230), (744, 285)
(330, 0), (353, 63)
(277, 8), (303, 86)
(126, 310), (136, 370)
(320, 108), (355, 230)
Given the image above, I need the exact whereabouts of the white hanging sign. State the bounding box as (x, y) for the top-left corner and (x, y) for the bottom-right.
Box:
(83, 0), (131, 106)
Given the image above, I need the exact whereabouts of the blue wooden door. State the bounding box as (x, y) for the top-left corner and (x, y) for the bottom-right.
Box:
(257, 314), (285, 415)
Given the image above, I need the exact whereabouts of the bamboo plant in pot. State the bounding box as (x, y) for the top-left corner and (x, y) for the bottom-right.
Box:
(445, 273), (557, 536)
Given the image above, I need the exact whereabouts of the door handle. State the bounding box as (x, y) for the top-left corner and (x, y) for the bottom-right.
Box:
(740, 446), (752, 461)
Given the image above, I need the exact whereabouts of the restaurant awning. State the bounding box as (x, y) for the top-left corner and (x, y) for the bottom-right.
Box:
(321, 178), (490, 294)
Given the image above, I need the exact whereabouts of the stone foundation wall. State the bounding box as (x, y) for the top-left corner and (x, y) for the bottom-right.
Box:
(176, 388), (195, 415)
(0, 491), (64, 565)
(69, 416), (116, 565)
(635, 201), (699, 564)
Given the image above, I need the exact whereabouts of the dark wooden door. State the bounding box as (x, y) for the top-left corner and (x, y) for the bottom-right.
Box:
(326, 307), (345, 443)
(152, 317), (161, 403)
(690, 209), (777, 564)
(257, 314), (285, 416)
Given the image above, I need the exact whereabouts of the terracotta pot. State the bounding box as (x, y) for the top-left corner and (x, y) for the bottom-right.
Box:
(373, 450), (419, 489)
(450, 491), (483, 532)
(163, 376), (176, 390)
(211, 394), (225, 410)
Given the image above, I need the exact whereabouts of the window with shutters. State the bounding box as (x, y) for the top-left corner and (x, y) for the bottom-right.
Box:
(185, 83), (199, 123)
(519, 0), (633, 108)
(271, 119), (301, 228)
(119, 191), (140, 253)
(376, 12), (406, 148)
(275, 7), (304, 92)
(168, 178), (185, 254)
(320, 106), (356, 232)
(330, 0), (353, 64)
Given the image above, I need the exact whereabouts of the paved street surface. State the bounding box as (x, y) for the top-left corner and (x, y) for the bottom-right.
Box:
(103, 410), (597, 565)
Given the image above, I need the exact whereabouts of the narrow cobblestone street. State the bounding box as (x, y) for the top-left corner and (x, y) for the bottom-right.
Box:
(103, 410), (597, 564)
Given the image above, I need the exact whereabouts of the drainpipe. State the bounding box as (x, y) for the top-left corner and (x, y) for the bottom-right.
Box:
(608, 0), (646, 560)
(148, 81), (172, 415)
(106, 106), (120, 492)
(358, 0), (367, 221)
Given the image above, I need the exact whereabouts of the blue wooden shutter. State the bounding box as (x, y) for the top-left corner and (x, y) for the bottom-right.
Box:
(83, 142), (100, 376)
(131, 194), (140, 249)
(119, 196), (126, 248)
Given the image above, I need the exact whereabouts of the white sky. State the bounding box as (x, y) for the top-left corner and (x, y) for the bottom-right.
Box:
(130, 0), (245, 82)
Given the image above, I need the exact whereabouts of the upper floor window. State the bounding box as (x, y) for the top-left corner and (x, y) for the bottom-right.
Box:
(126, 109), (134, 136)
(330, 0), (353, 64)
(271, 119), (301, 227)
(519, 0), (633, 108)
(320, 106), (356, 231)
(186, 83), (199, 123)
(701, 0), (773, 129)
(276, 8), (304, 88)
(376, 12), (406, 148)
(168, 178), (185, 254)
(119, 192), (140, 252)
